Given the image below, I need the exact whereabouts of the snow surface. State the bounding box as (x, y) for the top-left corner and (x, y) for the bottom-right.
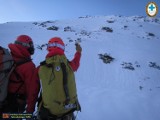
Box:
(1, 15), (160, 120)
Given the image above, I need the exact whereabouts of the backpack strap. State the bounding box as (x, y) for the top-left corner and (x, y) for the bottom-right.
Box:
(10, 58), (32, 94)
(60, 62), (70, 105)
(16, 58), (32, 66)
(10, 57), (32, 83)
(40, 60), (46, 66)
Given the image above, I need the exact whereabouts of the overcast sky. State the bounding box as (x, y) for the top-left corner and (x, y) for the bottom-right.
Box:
(0, 0), (159, 23)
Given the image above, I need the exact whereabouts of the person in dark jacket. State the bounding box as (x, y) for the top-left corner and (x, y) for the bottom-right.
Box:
(4, 35), (40, 115)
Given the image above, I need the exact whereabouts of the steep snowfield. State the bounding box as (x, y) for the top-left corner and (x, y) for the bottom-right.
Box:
(1, 16), (160, 120)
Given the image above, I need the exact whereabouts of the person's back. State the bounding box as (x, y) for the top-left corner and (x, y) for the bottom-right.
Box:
(3, 35), (40, 115)
(38, 37), (82, 120)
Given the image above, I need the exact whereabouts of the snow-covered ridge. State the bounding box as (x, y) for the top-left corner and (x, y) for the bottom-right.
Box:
(0, 15), (160, 120)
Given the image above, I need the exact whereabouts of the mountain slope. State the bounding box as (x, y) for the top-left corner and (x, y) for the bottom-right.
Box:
(1, 16), (160, 120)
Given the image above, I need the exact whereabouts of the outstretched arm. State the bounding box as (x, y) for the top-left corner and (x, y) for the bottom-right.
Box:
(69, 44), (82, 71)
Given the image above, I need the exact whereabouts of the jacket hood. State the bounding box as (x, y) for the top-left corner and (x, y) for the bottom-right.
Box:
(8, 43), (31, 61)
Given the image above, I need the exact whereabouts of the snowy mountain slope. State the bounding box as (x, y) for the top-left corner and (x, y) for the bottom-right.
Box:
(0, 16), (160, 120)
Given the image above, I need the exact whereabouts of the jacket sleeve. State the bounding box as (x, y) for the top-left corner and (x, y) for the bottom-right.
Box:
(22, 62), (40, 113)
(69, 51), (81, 72)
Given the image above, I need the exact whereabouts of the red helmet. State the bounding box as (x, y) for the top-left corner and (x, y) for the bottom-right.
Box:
(47, 37), (65, 51)
(16, 35), (32, 43)
(15, 35), (34, 55)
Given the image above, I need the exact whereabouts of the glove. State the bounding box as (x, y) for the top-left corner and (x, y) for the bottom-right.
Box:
(75, 43), (82, 53)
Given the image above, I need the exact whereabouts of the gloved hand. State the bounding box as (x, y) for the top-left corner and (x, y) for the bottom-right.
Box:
(75, 43), (82, 53)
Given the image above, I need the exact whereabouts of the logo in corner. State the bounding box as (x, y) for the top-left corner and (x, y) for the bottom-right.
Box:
(146, 2), (158, 17)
